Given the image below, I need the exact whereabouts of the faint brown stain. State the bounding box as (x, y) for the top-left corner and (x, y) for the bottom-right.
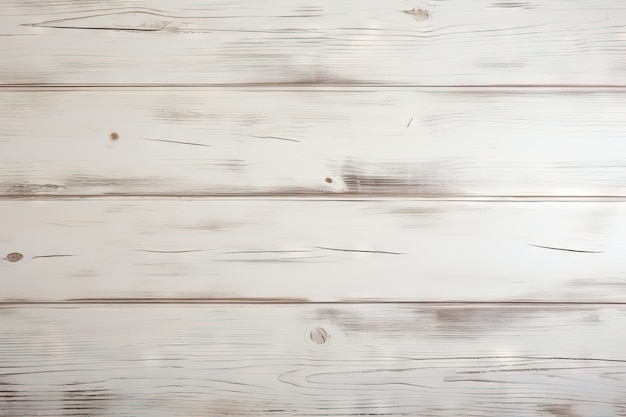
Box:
(310, 327), (330, 344)
(109, 132), (119, 141)
(207, 399), (289, 416)
(391, 206), (442, 217)
(433, 307), (534, 335)
(402, 8), (431, 22)
(540, 404), (582, 417)
(314, 308), (370, 333)
(5, 253), (23, 263)
(1, 183), (66, 194)
(63, 387), (116, 415)
(156, 109), (214, 123)
(0, 388), (22, 402)
(317, 306), (599, 337)
(340, 160), (453, 195)
(65, 175), (161, 190)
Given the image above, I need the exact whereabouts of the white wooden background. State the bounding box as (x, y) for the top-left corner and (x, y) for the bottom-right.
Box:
(1, 0), (626, 415)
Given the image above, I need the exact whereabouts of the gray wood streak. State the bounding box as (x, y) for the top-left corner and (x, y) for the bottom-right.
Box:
(2, 88), (626, 197)
(1, 0), (625, 85)
(1, 198), (624, 302)
(1, 305), (625, 416)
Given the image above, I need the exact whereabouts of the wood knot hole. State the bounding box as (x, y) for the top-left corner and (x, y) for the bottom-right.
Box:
(110, 132), (120, 140)
(403, 8), (431, 22)
(6, 253), (23, 262)
(310, 327), (329, 344)
(325, 177), (333, 184)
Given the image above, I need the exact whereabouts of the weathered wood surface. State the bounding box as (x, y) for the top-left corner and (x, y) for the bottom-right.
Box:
(1, 199), (624, 302)
(1, 305), (625, 416)
(2, 88), (626, 197)
(1, 0), (626, 86)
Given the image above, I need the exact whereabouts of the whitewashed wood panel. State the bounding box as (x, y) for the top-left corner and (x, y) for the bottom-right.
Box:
(1, 198), (625, 302)
(2, 88), (626, 197)
(1, 304), (625, 416)
(1, 0), (625, 85)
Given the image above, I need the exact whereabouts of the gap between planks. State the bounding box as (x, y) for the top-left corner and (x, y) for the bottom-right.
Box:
(3, 300), (626, 306)
(2, 84), (626, 91)
(4, 194), (626, 202)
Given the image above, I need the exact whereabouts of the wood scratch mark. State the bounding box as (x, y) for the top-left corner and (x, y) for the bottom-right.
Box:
(31, 255), (75, 259)
(443, 378), (520, 384)
(140, 138), (211, 147)
(407, 118), (413, 127)
(136, 249), (208, 254)
(224, 250), (311, 254)
(315, 246), (405, 255)
(527, 244), (603, 254)
(489, 2), (535, 9)
(251, 135), (300, 143)
(221, 256), (329, 263)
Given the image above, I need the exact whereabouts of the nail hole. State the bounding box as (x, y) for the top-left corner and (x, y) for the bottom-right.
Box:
(110, 132), (119, 140)
(6, 253), (23, 263)
(310, 327), (329, 344)
(325, 177), (333, 184)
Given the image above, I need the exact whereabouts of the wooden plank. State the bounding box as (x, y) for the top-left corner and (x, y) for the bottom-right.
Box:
(2, 88), (626, 197)
(1, 0), (625, 85)
(1, 198), (625, 302)
(1, 304), (626, 416)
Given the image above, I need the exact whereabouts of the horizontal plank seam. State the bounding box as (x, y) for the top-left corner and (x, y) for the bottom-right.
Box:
(3, 195), (626, 202)
(3, 300), (626, 306)
(1, 84), (626, 90)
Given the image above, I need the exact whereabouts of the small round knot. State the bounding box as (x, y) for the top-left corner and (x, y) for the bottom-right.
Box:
(310, 327), (329, 344)
(6, 253), (23, 262)
(325, 177), (333, 184)
(110, 132), (119, 140)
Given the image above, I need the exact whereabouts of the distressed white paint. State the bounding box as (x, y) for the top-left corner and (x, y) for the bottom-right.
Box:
(2, 88), (626, 197)
(0, 199), (624, 302)
(2, 0), (626, 414)
(1, 305), (626, 416)
(1, 0), (625, 85)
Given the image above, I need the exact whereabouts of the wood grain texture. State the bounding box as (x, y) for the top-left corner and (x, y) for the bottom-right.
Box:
(1, 198), (625, 302)
(1, 304), (626, 416)
(2, 88), (626, 197)
(1, 0), (625, 85)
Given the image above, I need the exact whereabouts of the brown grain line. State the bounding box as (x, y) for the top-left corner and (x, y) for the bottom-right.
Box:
(31, 254), (76, 259)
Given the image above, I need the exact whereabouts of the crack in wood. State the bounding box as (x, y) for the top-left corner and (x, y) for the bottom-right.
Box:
(314, 246), (405, 255)
(251, 135), (301, 143)
(527, 244), (603, 254)
(23, 11), (180, 32)
(140, 137), (212, 147)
